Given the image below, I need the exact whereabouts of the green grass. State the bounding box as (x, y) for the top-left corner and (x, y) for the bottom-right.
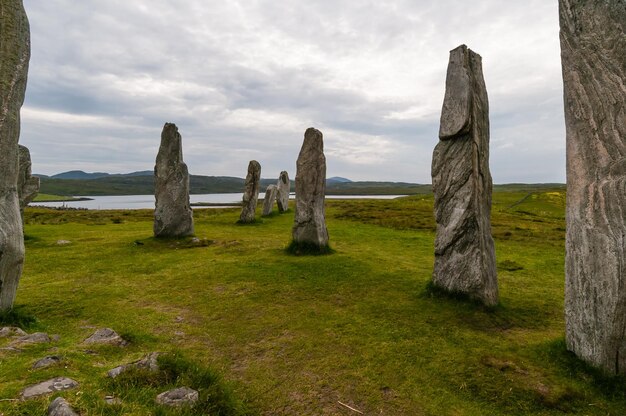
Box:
(32, 193), (80, 202)
(2, 187), (625, 415)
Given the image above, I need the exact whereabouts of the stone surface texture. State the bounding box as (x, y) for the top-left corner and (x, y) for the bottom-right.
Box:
(155, 387), (199, 407)
(48, 397), (79, 416)
(262, 184), (278, 216)
(559, 0), (626, 374)
(431, 45), (498, 306)
(17, 144), (39, 220)
(0, 0), (30, 311)
(292, 128), (329, 247)
(277, 171), (290, 212)
(21, 377), (78, 399)
(83, 328), (127, 347)
(154, 122), (194, 238)
(239, 160), (261, 223)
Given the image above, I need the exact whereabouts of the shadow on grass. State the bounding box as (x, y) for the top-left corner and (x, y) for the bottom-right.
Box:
(540, 338), (626, 400)
(420, 281), (553, 332)
(0, 305), (38, 329)
(133, 236), (214, 250)
(285, 241), (335, 256)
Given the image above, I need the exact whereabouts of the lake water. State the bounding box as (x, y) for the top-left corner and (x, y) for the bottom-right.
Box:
(30, 194), (407, 210)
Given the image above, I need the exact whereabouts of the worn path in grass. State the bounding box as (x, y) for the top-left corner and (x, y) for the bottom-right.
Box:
(2, 188), (626, 415)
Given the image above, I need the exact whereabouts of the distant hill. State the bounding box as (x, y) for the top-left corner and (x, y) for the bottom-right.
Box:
(51, 170), (111, 180)
(328, 176), (352, 183)
(38, 170), (430, 196)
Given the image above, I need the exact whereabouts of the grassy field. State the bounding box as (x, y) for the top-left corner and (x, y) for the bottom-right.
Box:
(2, 186), (626, 415)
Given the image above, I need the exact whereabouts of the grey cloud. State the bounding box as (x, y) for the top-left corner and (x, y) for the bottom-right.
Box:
(21, 0), (565, 183)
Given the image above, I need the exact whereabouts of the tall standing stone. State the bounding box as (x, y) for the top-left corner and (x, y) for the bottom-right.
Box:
(262, 184), (278, 216)
(238, 160), (261, 223)
(153, 123), (194, 238)
(276, 171), (290, 213)
(18, 145), (40, 223)
(292, 128), (329, 249)
(431, 45), (498, 306)
(0, 1), (30, 311)
(559, 0), (626, 374)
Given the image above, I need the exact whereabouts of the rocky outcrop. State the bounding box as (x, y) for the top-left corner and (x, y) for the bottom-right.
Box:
(292, 128), (329, 249)
(238, 160), (261, 223)
(559, 0), (626, 374)
(0, 1), (30, 311)
(262, 184), (278, 216)
(431, 45), (498, 306)
(277, 171), (290, 212)
(154, 123), (194, 238)
(17, 144), (39, 221)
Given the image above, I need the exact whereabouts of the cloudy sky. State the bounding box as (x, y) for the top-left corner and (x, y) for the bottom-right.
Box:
(21, 0), (565, 183)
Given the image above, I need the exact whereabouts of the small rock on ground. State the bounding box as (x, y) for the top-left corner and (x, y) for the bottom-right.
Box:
(11, 332), (51, 347)
(21, 377), (79, 399)
(33, 355), (62, 370)
(83, 328), (127, 347)
(104, 395), (122, 405)
(0, 326), (27, 338)
(48, 397), (78, 416)
(155, 387), (199, 407)
(107, 352), (160, 378)
(56, 240), (71, 245)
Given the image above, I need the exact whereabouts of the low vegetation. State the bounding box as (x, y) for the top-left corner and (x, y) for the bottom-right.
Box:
(2, 185), (626, 415)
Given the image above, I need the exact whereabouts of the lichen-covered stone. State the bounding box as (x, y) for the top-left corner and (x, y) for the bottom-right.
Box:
(17, 144), (39, 222)
(559, 0), (626, 374)
(431, 45), (498, 306)
(0, 1), (30, 311)
(154, 123), (194, 238)
(292, 128), (329, 248)
(277, 171), (290, 212)
(239, 160), (261, 223)
(262, 184), (278, 216)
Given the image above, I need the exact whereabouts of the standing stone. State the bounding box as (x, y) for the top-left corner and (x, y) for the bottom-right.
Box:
(18, 144), (39, 222)
(292, 128), (329, 249)
(238, 160), (261, 223)
(0, 1), (30, 311)
(154, 123), (194, 238)
(431, 45), (498, 306)
(560, 0), (626, 374)
(262, 184), (278, 216)
(276, 171), (290, 212)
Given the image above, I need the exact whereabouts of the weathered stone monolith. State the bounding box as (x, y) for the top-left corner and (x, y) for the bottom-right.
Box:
(277, 171), (290, 212)
(18, 145), (39, 222)
(431, 45), (498, 306)
(262, 184), (278, 216)
(0, 1), (30, 311)
(559, 0), (626, 374)
(238, 160), (261, 223)
(153, 123), (194, 237)
(292, 128), (329, 249)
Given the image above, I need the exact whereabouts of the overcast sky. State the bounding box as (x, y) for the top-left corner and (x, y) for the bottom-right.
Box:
(21, 0), (565, 183)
